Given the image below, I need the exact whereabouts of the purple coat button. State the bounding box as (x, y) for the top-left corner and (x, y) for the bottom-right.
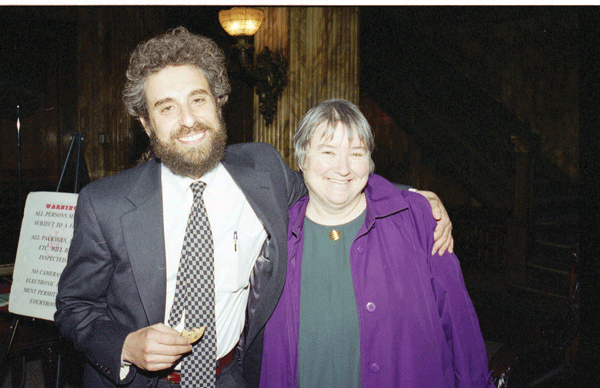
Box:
(366, 302), (376, 312)
(369, 363), (380, 373)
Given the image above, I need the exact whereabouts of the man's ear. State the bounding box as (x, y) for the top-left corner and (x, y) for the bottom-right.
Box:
(140, 117), (151, 137)
(216, 97), (224, 118)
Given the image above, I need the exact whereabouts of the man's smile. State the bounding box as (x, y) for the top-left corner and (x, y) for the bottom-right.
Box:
(177, 130), (207, 145)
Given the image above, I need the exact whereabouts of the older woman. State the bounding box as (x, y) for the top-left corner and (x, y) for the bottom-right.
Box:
(260, 99), (492, 387)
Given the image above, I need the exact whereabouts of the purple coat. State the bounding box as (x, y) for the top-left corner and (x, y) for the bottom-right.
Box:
(260, 174), (492, 387)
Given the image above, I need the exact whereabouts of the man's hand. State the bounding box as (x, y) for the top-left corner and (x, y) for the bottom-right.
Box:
(121, 323), (192, 372)
(415, 190), (454, 256)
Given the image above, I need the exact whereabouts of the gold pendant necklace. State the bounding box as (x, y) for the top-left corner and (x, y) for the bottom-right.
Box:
(329, 229), (341, 242)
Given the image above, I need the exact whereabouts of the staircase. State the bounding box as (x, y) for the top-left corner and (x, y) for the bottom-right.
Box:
(360, 9), (540, 211)
(508, 163), (579, 313)
(360, 8), (580, 369)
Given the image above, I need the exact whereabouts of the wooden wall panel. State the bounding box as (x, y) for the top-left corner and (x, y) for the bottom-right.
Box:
(254, 7), (360, 168)
(76, 7), (165, 181)
(253, 7), (291, 162)
(0, 10), (76, 190)
(0, 8), (78, 264)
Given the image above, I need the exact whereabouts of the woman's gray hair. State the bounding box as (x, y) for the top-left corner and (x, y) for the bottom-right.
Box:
(293, 99), (375, 173)
(123, 26), (231, 122)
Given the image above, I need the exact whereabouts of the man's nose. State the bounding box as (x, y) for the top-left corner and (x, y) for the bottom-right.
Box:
(179, 104), (196, 128)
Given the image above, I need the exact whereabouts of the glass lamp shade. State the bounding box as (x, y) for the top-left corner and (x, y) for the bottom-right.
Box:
(219, 7), (264, 37)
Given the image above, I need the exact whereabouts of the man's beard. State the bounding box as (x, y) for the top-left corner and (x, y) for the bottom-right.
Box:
(149, 119), (227, 178)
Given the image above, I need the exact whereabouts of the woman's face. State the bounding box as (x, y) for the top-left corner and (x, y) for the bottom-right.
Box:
(301, 122), (370, 215)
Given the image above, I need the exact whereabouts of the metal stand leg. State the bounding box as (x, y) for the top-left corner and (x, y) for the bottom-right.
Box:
(1, 316), (19, 365)
(18, 355), (26, 388)
(54, 349), (62, 388)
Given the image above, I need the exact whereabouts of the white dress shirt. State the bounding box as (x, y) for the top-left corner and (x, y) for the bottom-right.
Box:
(161, 162), (267, 359)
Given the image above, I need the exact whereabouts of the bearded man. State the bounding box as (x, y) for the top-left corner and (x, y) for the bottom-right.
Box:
(55, 27), (454, 388)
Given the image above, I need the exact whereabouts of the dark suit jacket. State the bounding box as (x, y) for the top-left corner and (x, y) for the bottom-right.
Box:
(55, 143), (306, 388)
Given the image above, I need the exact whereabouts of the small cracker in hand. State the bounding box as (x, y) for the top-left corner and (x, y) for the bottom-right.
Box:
(181, 327), (205, 343)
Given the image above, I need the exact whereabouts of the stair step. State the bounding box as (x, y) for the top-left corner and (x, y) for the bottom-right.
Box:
(523, 263), (571, 297)
(506, 282), (571, 316)
(530, 241), (574, 268)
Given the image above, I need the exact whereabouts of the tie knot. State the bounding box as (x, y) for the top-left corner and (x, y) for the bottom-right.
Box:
(190, 181), (207, 200)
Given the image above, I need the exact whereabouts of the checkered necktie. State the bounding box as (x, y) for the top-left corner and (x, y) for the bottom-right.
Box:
(168, 181), (216, 387)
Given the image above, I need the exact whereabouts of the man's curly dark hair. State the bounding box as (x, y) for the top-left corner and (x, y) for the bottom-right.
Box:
(123, 26), (231, 123)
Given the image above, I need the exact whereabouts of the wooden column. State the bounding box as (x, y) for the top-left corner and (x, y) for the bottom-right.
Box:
(254, 7), (360, 168)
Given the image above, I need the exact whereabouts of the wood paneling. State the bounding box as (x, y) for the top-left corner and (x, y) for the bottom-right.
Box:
(254, 7), (360, 168)
(0, 7), (166, 186)
(76, 7), (165, 180)
(0, 11), (76, 189)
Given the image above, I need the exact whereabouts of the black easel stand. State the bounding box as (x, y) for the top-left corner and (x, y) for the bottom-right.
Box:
(1, 132), (89, 388)
(57, 133), (90, 194)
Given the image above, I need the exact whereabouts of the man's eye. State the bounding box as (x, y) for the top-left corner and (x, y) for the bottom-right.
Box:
(161, 106), (175, 113)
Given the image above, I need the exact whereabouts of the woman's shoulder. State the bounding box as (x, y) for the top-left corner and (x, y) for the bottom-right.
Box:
(367, 174), (430, 211)
(367, 175), (436, 232)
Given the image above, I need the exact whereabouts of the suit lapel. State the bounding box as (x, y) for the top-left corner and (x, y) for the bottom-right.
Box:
(222, 153), (286, 243)
(121, 161), (167, 325)
(222, 150), (289, 347)
(118, 153), (287, 329)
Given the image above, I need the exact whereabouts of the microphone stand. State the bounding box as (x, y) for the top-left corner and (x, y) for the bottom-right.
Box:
(17, 105), (22, 216)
